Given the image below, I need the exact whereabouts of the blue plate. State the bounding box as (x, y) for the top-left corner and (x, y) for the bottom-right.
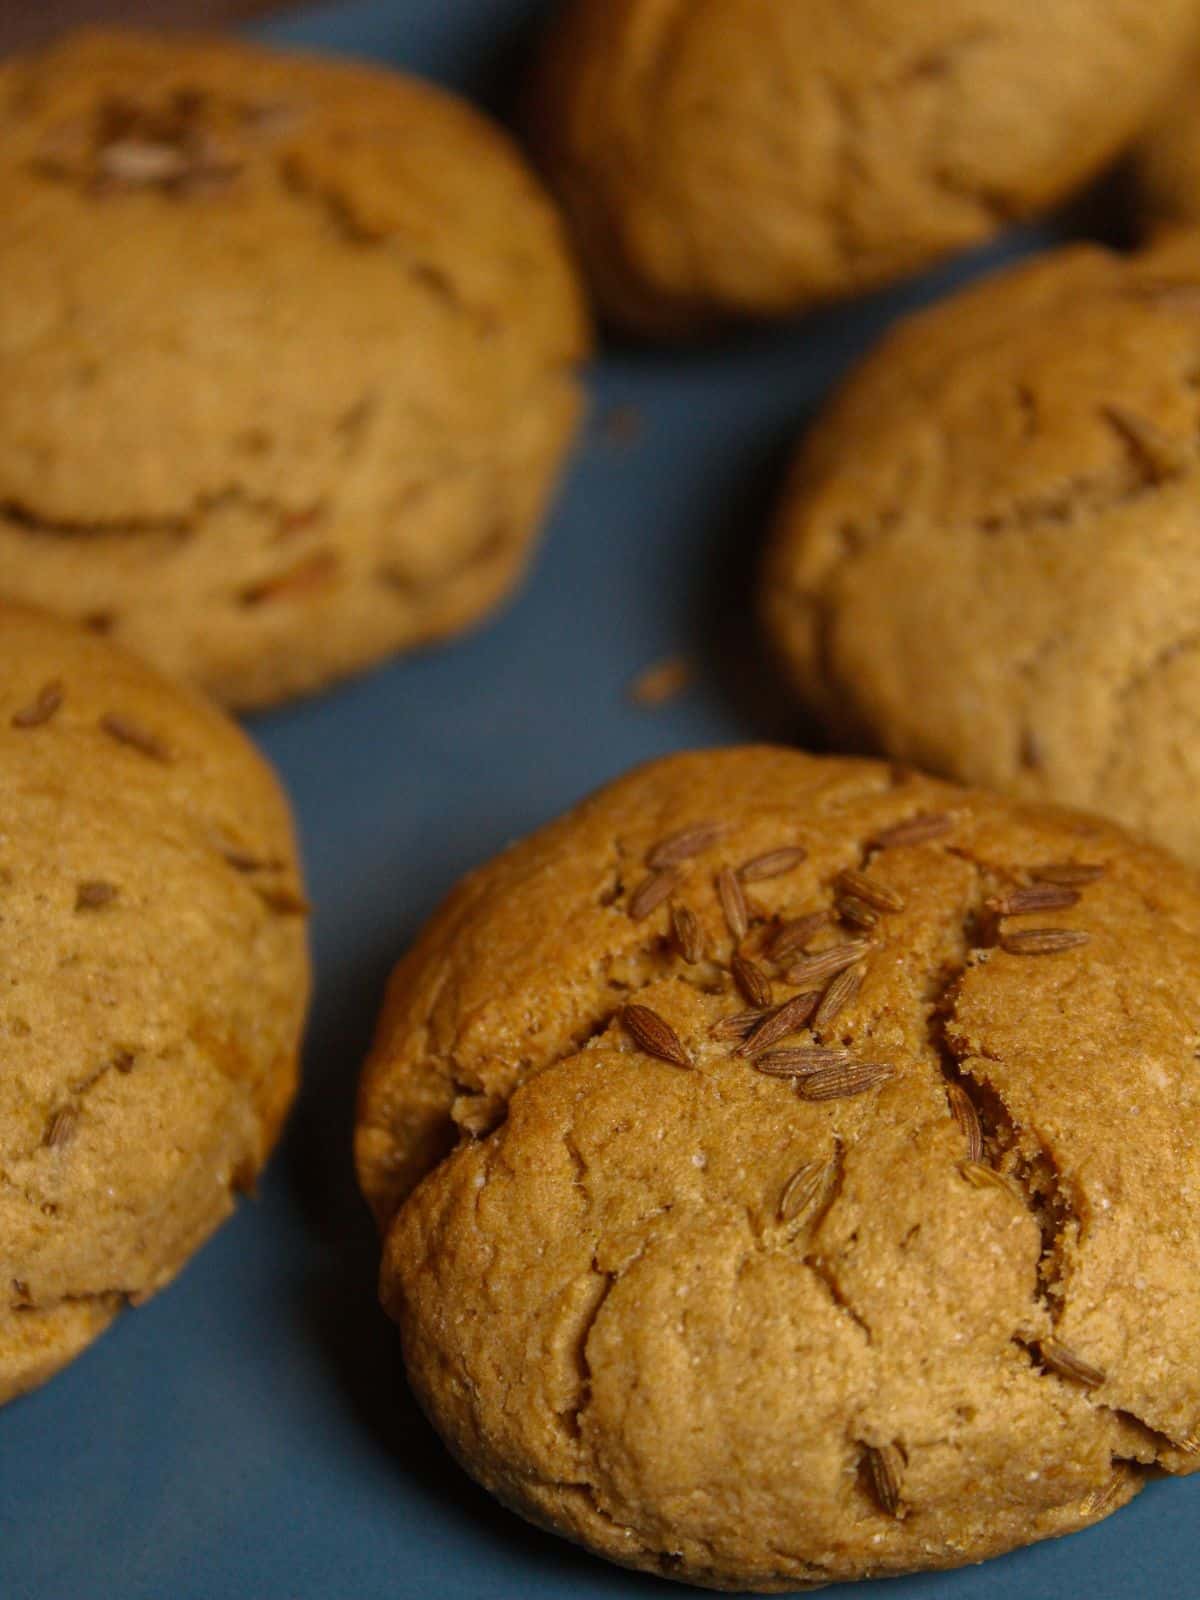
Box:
(2, 5), (1186, 1597)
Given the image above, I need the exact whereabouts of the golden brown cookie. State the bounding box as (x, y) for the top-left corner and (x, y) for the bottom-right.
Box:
(0, 29), (590, 708)
(527, 0), (1200, 336)
(358, 747), (1200, 1590)
(0, 603), (309, 1403)
(763, 235), (1200, 867)
(1133, 47), (1200, 230)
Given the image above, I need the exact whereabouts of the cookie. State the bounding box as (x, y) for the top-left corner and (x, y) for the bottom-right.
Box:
(527, 0), (1200, 336)
(0, 30), (590, 709)
(763, 236), (1200, 867)
(1134, 46), (1200, 230)
(358, 747), (1200, 1589)
(0, 603), (309, 1403)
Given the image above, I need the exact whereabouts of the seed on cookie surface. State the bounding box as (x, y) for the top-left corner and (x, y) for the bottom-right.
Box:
(628, 869), (678, 921)
(710, 1007), (772, 1041)
(864, 1444), (906, 1519)
(716, 867), (748, 940)
(75, 880), (118, 911)
(784, 940), (871, 988)
(1039, 1338), (1106, 1389)
(731, 955), (772, 1008)
(945, 1083), (984, 1162)
(870, 812), (953, 850)
(1000, 928), (1091, 955)
(754, 1047), (853, 1078)
(778, 1156), (834, 1222)
(797, 1060), (893, 1102)
(1030, 862), (1106, 887)
(253, 884), (311, 917)
(646, 821), (722, 869)
(769, 911), (832, 963)
(99, 712), (170, 763)
(1080, 1472), (1131, 1519)
(43, 1106), (78, 1149)
(835, 869), (904, 913)
(621, 1003), (692, 1068)
(987, 884), (1081, 916)
(812, 963), (864, 1029)
(738, 846), (807, 882)
(835, 894), (879, 931)
(11, 680), (64, 729)
(670, 903), (703, 964)
(959, 1161), (1024, 1201)
(734, 991), (821, 1057)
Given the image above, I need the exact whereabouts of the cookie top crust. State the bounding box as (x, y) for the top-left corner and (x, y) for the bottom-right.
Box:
(0, 603), (309, 1401)
(363, 747), (1200, 1587)
(528, 0), (1200, 334)
(0, 30), (590, 705)
(763, 236), (1200, 864)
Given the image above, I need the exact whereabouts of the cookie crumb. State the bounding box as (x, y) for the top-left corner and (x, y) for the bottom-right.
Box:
(627, 656), (693, 709)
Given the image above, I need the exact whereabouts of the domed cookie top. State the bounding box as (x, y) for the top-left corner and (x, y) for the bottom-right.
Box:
(361, 747), (1200, 1589)
(0, 29), (590, 707)
(528, 0), (1200, 335)
(764, 236), (1200, 865)
(0, 604), (309, 1402)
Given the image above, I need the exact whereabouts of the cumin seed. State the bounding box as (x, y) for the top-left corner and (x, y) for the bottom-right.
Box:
(987, 884), (1080, 917)
(812, 963), (864, 1029)
(75, 880), (117, 911)
(1031, 862), (1106, 887)
(784, 940), (871, 988)
(732, 955), (772, 1009)
(769, 911), (832, 963)
(865, 1444), (905, 1519)
(99, 712), (170, 763)
(628, 869), (678, 921)
(738, 846), (807, 882)
(778, 1157), (833, 1223)
(836, 894), (880, 931)
(870, 813), (952, 850)
(945, 1083), (983, 1162)
(797, 1060), (892, 1101)
(1040, 1337), (1105, 1389)
(1080, 1473), (1129, 1519)
(959, 1161), (1024, 1201)
(44, 1106), (78, 1149)
(1000, 928), (1090, 956)
(754, 1047), (853, 1079)
(836, 869), (904, 913)
(621, 1003), (692, 1068)
(670, 903), (703, 964)
(11, 680), (63, 729)
(734, 991), (821, 1057)
(716, 867), (748, 941)
(710, 1007), (772, 1042)
(646, 822), (722, 869)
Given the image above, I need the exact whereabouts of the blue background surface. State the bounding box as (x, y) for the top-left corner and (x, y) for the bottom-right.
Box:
(2, 3), (1185, 1596)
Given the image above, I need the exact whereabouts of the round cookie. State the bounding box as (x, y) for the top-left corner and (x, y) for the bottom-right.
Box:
(764, 235), (1200, 867)
(1, 603), (309, 1403)
(0, 30), (590, 709)
(527, 0), (1200, 336)
(358, 747), (1200, 1590)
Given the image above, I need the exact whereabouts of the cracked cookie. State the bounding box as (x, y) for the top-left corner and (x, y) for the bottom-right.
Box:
(764, 235), (1200, 867)
(358, 747), (1200, 1589)
(526, 0), (1200, 336)
(0, 603), (310, 1403)
(0, 29), (590, 708)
